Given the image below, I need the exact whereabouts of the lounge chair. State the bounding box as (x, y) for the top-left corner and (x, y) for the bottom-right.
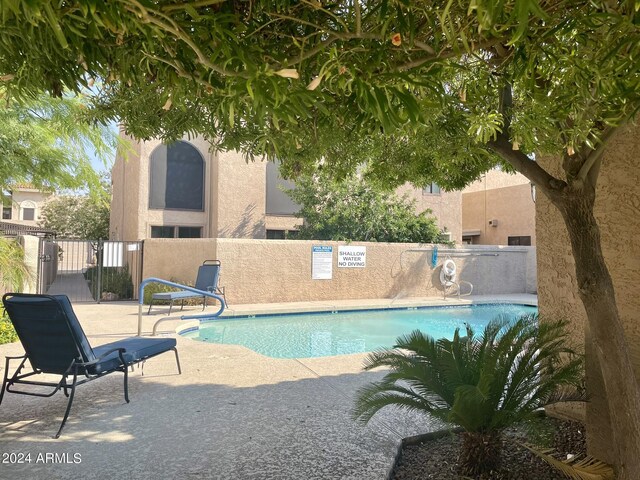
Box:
(148, 259), (226, 314)
(0, 293), (181, 438)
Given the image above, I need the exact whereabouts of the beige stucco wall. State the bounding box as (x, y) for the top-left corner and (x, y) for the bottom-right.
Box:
(110, 135), (269, 241)
(110, 135), (465, 242)
(464, 169), (531, 193)
(5, 188), (52, 225)
(398, 185), (463, 243)
(463, 183), (536, 245)
(142, 239), (535, 305)
(142, 239), (218, 283)
(536, 124), (640, 463)
(213, 151), (267, 238)
(110, 134), (142, 241)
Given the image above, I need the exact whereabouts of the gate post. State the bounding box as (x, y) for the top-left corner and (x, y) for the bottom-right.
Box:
(96, 240), (103, 304)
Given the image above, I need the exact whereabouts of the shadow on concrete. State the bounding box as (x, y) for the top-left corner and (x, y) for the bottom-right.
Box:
(0, 364), (437, 480)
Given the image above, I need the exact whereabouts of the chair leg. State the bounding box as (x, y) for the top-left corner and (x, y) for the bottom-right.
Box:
(0, 357), (11, 406)
(148, 298), (154, 315)
(55, 368), (79, 439)
(202, 296), (206, 311)
(173, 348), (182, 375)
(168, 301), (173, 315)
(123, 365), (130, 404)
(180, 300), (185, 311)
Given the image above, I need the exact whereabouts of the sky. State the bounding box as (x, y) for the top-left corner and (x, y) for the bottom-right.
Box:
(89, 120), (119, 174)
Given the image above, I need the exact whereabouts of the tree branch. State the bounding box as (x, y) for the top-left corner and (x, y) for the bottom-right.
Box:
(396, 38), (503, 72)
(492, 82), (566, 199)
(576, 123), (625, 184)
(160, 0), (226, 13)
(488, 135), (567, 199)
(121, 0), (249, 78)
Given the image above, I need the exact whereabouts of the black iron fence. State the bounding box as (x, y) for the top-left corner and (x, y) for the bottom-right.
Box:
(38, 239), (143, 302)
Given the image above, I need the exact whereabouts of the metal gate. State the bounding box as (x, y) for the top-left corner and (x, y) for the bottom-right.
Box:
(38, 239), (143, 303)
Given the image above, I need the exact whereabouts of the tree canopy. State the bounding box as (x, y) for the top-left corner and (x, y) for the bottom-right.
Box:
(2, 1), (640, 476)
(0, 91), (119, 195)
(40, 193), (110, 240)
(287, 168), (446, 243)
(1, 1), (638, 189)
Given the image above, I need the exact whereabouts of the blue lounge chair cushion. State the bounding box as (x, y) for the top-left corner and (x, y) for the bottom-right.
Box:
(90, 337), (177, 374)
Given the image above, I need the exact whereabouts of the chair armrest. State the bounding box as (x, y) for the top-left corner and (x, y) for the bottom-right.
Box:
(76, 348), (127, 367)
(4, 354), (28, 360)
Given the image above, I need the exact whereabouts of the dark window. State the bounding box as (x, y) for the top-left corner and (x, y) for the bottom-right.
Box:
(149, 141), (205, 211)
(422, 183), (441, 195)
(178, 226), (202, 238)
(151, 226), (175, 238)
(22, 208), (35, 221)
(508, 236), (532, 246)
(2, 207), (11, 219)
(265, 162), (300, 215)
(266, 229), (286, 239)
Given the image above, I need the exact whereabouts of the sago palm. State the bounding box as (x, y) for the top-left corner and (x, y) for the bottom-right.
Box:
(353, 315), (583, 476)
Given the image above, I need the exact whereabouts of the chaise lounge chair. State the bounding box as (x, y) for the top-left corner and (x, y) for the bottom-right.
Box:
(0, 293), (181, 438)
(148, 259), (226, 314)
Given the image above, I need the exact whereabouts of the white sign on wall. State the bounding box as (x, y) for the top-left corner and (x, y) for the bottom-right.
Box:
(312, 245), (333, 280)
(338, 246), (366, 268)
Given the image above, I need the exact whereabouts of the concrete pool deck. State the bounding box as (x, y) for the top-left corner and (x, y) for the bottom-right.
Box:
(0, 294), (536, 480)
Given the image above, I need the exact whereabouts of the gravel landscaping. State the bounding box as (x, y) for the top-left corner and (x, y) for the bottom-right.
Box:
(392, 418), (586, 479)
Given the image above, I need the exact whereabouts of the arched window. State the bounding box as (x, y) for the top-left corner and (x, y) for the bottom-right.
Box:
(149, 141), (205, 211)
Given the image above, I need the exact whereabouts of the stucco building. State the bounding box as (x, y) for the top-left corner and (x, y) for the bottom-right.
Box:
(461, 169), (536, 246)
(2, 184), (53, 226)
(110, 135), (463, 243)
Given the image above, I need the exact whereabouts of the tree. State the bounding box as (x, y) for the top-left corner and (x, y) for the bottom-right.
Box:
(286, 169), (445, 243)
(354, 316), (584, 477)
(1, 2), (639, 476)
(0, 91), (118, 195)
(40, 195), (110, 240)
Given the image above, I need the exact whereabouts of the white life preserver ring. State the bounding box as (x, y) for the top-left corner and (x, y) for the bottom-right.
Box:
(440, 259), (457, 285)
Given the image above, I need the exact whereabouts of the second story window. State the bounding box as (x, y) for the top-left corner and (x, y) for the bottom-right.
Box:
(149, 141), (205, 211)
(422, 183), (441, 195)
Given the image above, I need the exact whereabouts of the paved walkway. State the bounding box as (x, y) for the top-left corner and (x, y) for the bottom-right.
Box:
(0, 294), (536, 480)
(45, 272), (94, 303)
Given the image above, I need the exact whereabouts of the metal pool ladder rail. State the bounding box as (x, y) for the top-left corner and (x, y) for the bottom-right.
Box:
(137, 278), (226, 336)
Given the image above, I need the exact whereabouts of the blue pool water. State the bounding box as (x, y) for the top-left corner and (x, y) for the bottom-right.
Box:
(182, 304), (537, 359)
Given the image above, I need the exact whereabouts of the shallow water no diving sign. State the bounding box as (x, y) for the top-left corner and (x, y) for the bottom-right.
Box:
(338, 246), (366, 268)
(312, 245), (333, 280)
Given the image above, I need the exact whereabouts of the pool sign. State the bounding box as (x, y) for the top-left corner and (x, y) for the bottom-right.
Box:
(312, 245), (333, 280)
(338, 246), (366, 268)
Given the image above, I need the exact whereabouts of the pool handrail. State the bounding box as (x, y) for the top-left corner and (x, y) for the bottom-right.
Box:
(138, 278), (225, 336)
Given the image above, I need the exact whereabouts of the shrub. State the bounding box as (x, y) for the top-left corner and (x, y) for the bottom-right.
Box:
(353, 315), (584, 477)
(0, 311), (18, 345)
(141, 279), (202, 306)
(84, 265), (134, 301)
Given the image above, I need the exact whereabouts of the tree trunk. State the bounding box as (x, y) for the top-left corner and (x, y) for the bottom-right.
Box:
(458, 431), (502, 476)
(555, 192), (640, 480)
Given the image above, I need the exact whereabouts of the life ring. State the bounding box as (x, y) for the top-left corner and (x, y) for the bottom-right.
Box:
(440, 259), (457, 286)
(443, 259), (456, 277)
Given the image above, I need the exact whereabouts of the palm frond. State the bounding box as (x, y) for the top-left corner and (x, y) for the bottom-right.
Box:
(519, 443), (614, 480)
(0, 237), (33, 292)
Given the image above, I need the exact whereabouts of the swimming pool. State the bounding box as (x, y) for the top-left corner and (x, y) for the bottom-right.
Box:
(181, 303), (537, 359)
